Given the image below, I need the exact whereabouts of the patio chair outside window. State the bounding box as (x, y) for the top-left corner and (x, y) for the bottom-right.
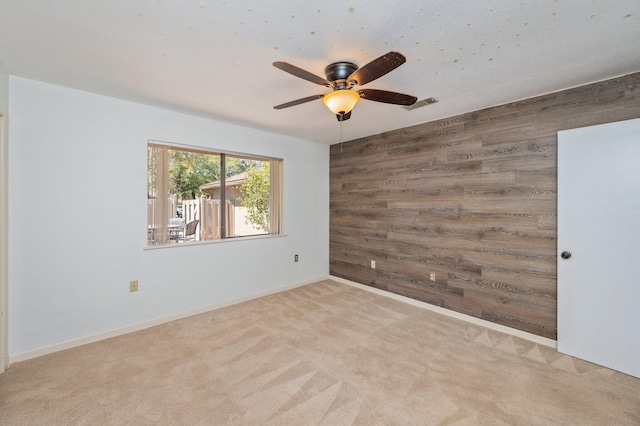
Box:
(183, 219), (199, 242)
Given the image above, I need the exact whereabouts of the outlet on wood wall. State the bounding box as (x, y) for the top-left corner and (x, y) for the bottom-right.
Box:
(330, 72), (640, 340)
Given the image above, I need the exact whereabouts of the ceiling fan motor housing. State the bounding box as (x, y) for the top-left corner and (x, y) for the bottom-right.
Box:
(324, 61), (358, 89)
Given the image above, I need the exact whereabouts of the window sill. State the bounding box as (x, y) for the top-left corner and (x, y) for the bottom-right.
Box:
(143, 233), (287, 250)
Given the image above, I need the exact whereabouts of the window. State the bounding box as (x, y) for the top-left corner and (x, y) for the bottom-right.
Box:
(147, 142), (283, 246)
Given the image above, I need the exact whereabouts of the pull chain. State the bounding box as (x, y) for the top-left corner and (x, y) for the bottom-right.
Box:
(339, 120), (343, 153)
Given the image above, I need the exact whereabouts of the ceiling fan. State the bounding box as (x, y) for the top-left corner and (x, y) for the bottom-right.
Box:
(273, 51), (417, 121)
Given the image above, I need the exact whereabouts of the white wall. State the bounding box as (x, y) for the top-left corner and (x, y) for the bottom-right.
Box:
(8, 76), (329, 356)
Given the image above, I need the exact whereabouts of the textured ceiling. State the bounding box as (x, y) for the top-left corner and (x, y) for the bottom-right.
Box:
(1, 1), (638, 144)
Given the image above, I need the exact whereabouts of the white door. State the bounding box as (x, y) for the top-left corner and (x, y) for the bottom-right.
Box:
(558, 118), (640, 379)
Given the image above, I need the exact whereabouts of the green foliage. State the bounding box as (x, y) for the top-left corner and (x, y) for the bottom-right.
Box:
(239, 163), (271, 233)
(225, 157), (251, 177)
(168, 152), (252, 201)
(169, 151), (221, 201)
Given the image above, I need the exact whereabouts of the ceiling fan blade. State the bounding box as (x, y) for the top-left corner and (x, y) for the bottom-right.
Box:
(336, 111), (351, 121)
(273, 94), (324, 110)
(358, 89), (417, 105)
(273, 62), (333, 87)
(347, 52), (406, 86)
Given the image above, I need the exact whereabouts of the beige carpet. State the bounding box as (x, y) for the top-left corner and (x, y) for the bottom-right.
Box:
(1, 279), (639, 425)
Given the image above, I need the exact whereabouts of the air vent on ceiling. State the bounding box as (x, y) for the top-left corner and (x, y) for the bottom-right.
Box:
(403, 97), (438, 111)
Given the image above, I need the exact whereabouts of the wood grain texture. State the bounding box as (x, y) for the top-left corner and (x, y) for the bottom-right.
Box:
(330, 72), (640, 339)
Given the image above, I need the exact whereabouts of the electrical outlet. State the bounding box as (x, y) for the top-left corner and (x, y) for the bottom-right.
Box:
(130, 280), (138, 292)
(371, 260), (376, 269)
(430, 272), (436, 282)
(294, 254), (299, 262)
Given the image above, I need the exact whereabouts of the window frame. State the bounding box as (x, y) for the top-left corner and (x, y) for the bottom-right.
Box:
(146, 140), (284, 248)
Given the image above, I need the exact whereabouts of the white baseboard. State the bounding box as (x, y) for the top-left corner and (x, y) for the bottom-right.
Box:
(10, 275), (556, 364)
(329, 275), (557, 348)
(9, 277), (321, 364)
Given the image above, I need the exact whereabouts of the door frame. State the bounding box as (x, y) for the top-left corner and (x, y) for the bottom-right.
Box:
(0, 111), (7, 373)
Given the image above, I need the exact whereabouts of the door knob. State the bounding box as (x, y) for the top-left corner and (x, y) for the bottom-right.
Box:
(561, 251), (572, 260)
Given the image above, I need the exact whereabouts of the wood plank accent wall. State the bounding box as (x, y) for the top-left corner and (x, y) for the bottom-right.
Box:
(330, 72), (640, 339)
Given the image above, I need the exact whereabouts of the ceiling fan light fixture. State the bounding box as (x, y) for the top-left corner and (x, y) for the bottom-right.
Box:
(322, 90), (360, 114)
